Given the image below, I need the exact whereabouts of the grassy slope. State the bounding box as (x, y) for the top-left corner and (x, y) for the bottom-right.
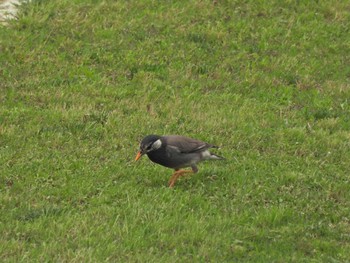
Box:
(1, 0), (350, 261)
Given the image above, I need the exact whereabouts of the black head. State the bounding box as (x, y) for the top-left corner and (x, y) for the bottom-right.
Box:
(135, 135), (162, 161)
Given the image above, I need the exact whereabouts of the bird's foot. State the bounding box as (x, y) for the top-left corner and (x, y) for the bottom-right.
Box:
(168, 169), (194, 188)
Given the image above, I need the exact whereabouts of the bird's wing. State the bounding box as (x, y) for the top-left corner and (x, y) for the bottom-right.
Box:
(162, 135), (216, 153)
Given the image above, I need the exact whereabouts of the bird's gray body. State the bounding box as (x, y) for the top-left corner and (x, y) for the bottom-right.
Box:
(144, 135), (224, 172)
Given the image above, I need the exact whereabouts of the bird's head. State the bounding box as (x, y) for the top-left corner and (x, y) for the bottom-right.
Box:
(135, 135), (162, 161)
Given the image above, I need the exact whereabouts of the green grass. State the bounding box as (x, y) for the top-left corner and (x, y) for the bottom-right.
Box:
(1, 0), (350, 261)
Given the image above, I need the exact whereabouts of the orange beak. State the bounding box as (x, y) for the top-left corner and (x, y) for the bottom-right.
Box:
(135, 151), (142, 161)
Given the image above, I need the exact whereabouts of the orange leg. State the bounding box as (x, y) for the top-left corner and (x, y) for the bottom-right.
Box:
(168, 169), (194, 188)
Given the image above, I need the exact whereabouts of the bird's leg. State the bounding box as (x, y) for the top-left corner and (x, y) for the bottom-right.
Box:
(191, 165), (198, 174)
(169, 170), (181, 188)
(168, 169), (195, 188)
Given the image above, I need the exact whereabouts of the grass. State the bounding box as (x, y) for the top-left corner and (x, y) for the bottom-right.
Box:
(1, 0), (350, 261)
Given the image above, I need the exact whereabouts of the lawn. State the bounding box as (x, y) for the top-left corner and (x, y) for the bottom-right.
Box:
(1, 0), (350, 262)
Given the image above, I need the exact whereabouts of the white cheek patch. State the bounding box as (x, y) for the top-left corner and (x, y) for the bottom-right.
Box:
(152, 139), (162, 150)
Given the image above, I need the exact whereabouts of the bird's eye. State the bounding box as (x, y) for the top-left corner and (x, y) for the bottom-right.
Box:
(146, 144), (152, 150)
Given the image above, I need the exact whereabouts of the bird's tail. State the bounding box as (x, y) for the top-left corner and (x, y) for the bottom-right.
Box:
(210, 153), (225, 160)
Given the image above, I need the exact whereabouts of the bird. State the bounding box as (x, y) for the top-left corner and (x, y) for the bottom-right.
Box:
(135, 135), (225, 187)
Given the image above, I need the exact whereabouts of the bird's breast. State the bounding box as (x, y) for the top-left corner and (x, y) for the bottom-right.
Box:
(147, 149), (175, 168)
